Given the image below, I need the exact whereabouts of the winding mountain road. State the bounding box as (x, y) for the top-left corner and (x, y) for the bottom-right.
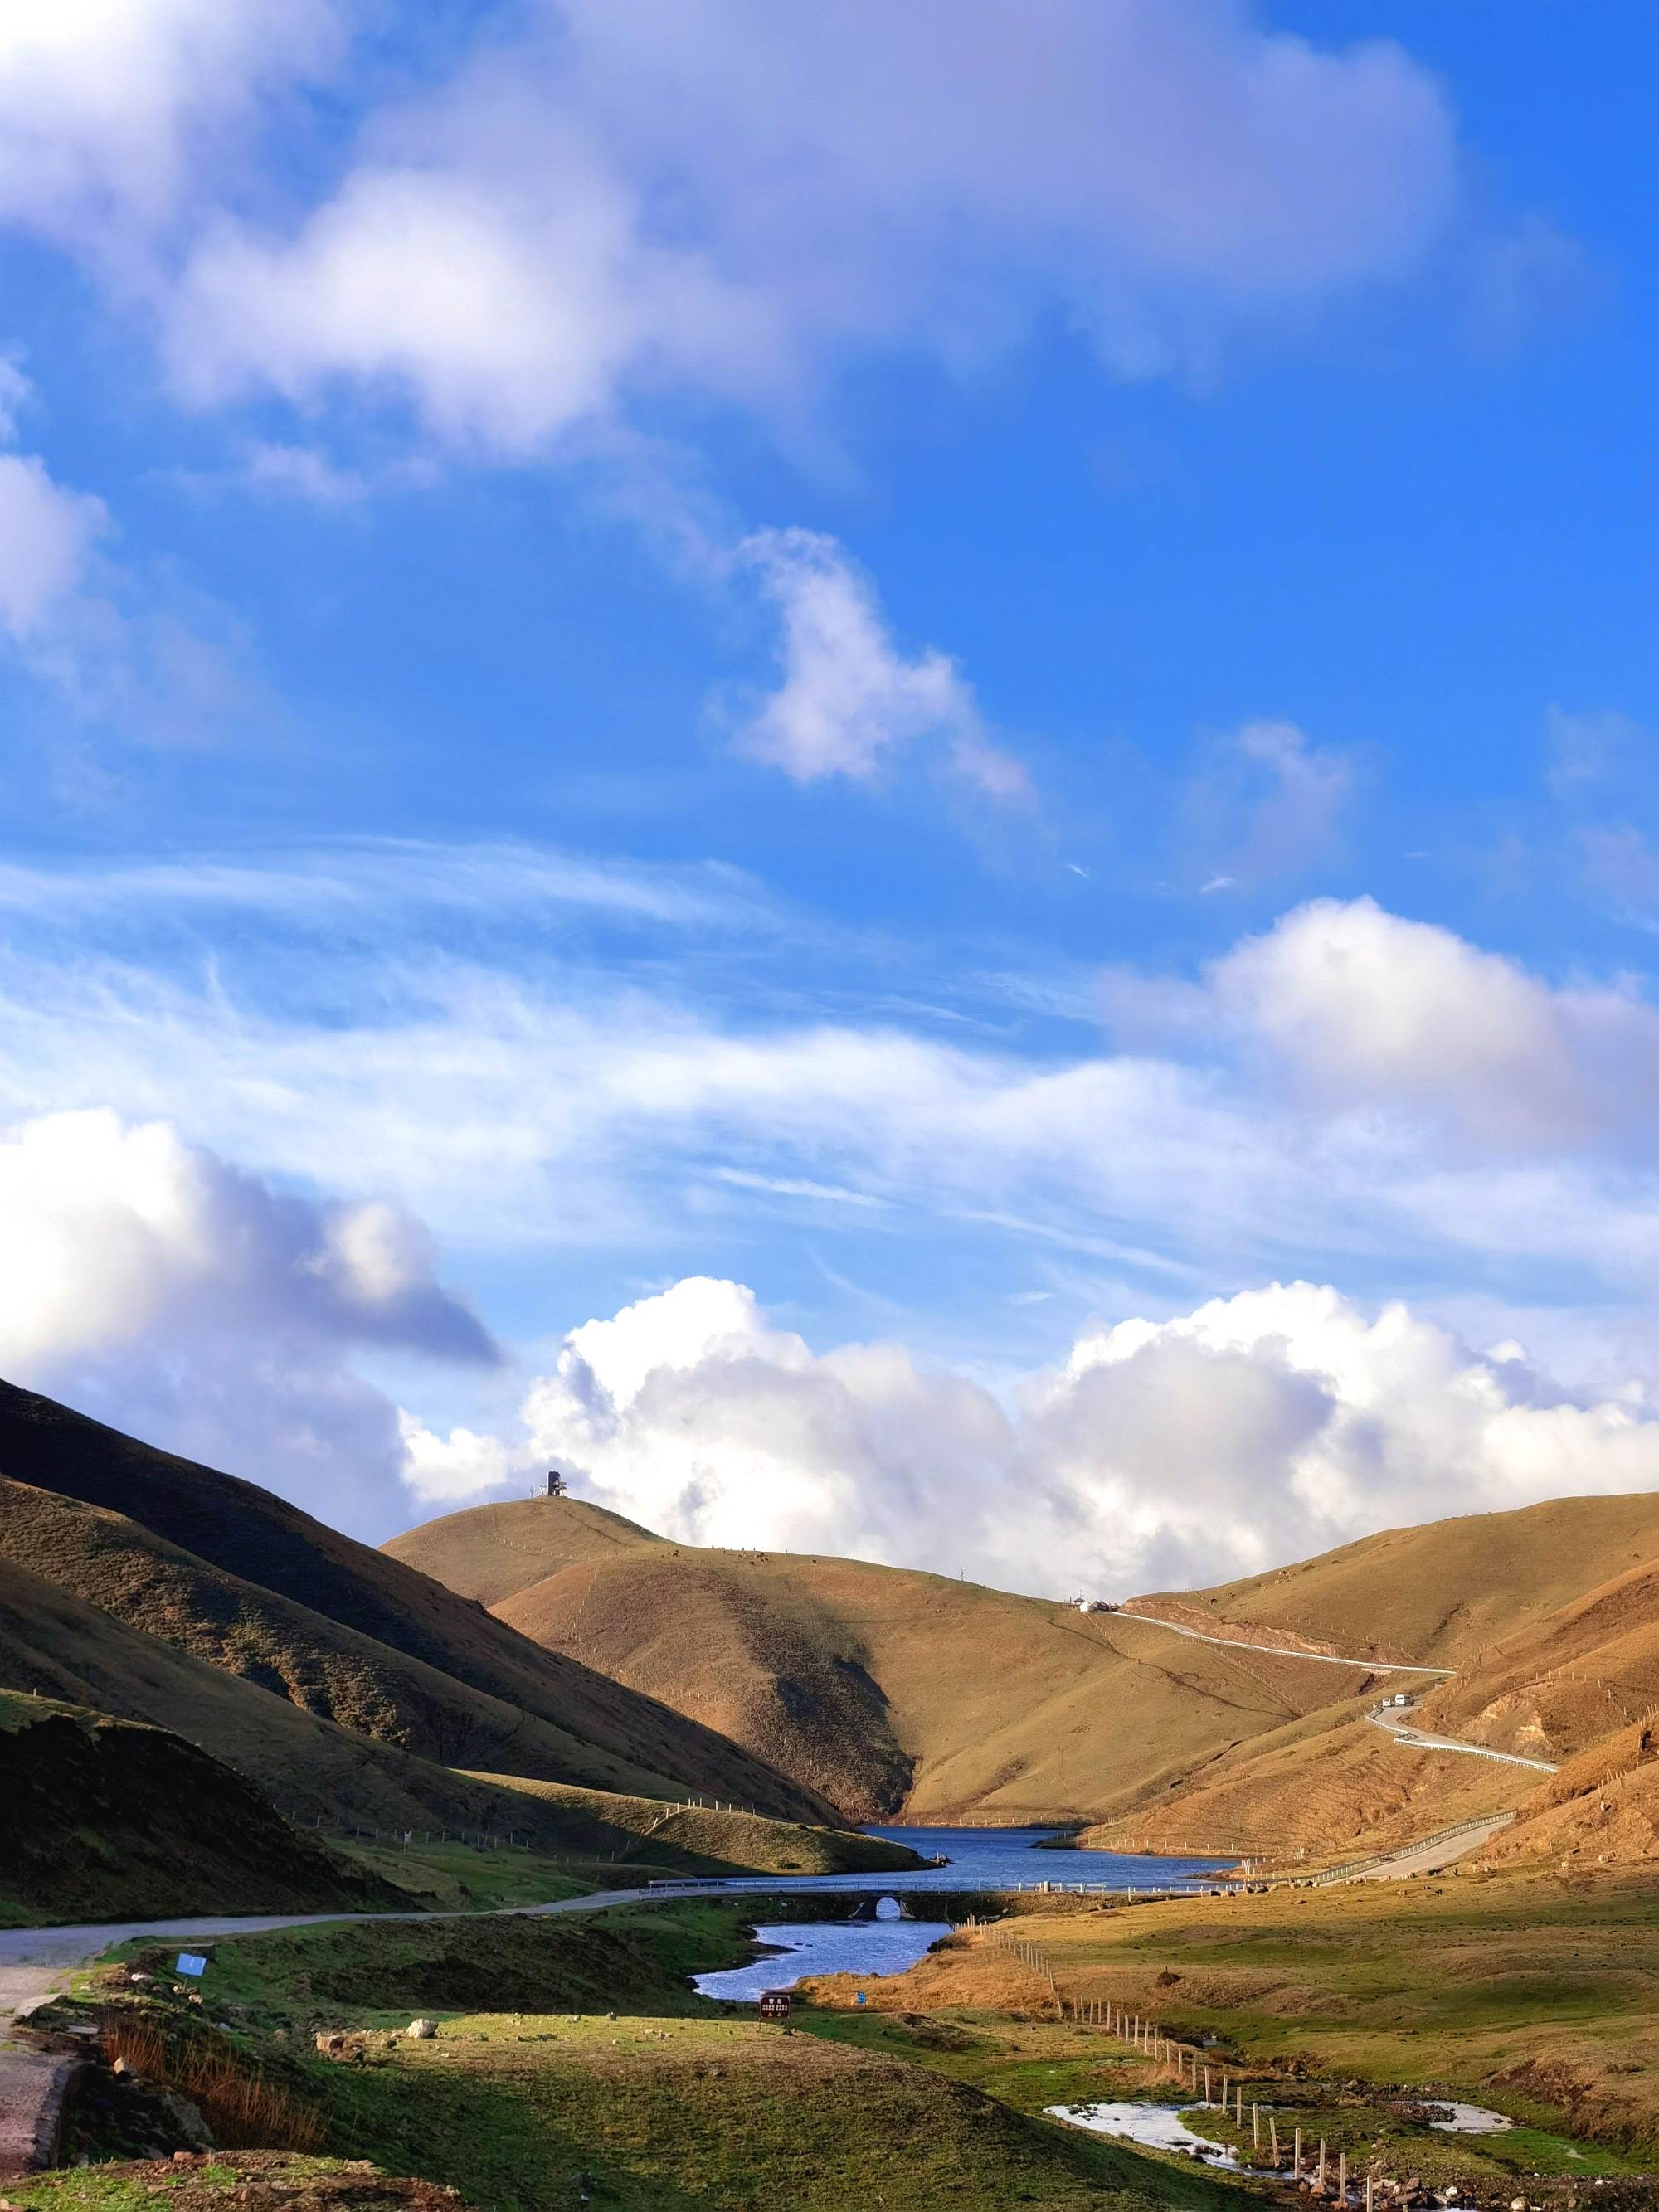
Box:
(1365, 1705), (1558, 1772)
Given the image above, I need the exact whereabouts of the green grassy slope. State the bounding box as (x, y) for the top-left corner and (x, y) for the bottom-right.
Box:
(466, 1775), (922, 1875)
(104, 1908), (1254, 2212)
(0, 1691), (406, 1926)
(9, 2155), (479, 2211)
(0, 1380), (832, 1824)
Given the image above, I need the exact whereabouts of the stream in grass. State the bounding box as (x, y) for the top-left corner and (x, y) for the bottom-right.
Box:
(1046, 2103), (1241, 2167)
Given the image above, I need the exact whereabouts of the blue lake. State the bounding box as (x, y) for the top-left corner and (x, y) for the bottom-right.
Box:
(658, 1825), (1233, 1897)
(859, 1824), (1233, 1893)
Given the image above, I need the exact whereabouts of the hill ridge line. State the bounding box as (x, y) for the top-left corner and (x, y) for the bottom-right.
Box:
(1114, 1606), (1453, 1675)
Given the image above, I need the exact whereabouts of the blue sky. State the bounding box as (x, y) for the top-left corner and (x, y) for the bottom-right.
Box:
(2, 1), (1657, 1593)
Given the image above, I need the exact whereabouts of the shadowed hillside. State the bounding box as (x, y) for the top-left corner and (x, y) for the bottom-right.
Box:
(0, 1380), (834, 1825)
(0, 1690), (406, 1925)
(0, 1477), (816, 1806)
(0, 1555), (917, 1881)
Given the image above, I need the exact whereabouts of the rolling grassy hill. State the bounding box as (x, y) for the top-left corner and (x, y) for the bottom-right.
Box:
(0, 1476), (800, 1806)
(1160, 1491), (1659, 1671)
(0, 1549), (566, 1837)
(390, 1490), (1659, 1854)
(0, 1380), (834, 1826)
(0, 1380), (928, 1891)
(386, 1498), (1403, 1824)
(0, 1553), (914, 1884)
(1078, 1499), (1659, 1860)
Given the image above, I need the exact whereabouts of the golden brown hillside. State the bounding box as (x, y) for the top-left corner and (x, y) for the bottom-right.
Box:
(1086, 1500), (1659, 1862)
(1478, 1715), (1658, 1869)
(391, 1489), (1659, 1850)
(0, 1380), (830, 1824)
(0, 1554), (911, 1879)
(1162, 1490), (1659, 1667)
(1413, 1553), (1659, 1762)
(388, 1498), (1404, 1822)
(1076, 1700), (1537, 1860)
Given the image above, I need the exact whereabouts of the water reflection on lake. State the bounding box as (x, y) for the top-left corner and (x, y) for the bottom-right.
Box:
(681, 1826), (1232, 1898)
(863, 1825), (1231, 1891)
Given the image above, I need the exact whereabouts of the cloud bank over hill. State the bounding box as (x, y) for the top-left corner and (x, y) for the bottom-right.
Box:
(402, 1272), (1659, 1595)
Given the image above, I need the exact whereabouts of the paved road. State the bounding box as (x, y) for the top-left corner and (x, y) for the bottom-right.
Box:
(1366, 1707), (1558, 1772)
(0, 1887), (668, 2030)
(1115, 1610), (1452, 1676)
(1, 1795), (1525, 2041)
(1328, 1811), (1516, 1881)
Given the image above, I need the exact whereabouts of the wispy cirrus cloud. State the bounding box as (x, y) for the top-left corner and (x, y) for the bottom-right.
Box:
(2, 853), (1658, 1308)
(9, 836), (1659, 1548)
(0, 837), (776, 936)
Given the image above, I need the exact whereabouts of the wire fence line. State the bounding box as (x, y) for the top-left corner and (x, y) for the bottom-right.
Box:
(274, 1796), (773, 1860)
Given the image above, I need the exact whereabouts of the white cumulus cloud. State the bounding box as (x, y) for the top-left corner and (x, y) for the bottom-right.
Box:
(1206, 897), (1659, 1149)
(0, 1108), (496, 1529)
(159, 0), (1462, 448)
(734, 529), (1026, 795)
(0, 0), (338, 259)
(400, 1273), (1659, 1594)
